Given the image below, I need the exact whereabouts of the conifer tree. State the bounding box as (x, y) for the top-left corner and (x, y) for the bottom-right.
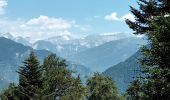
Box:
(126, 0), (170, 34)
(41, 54), (74, 100)
(141, 15), (170, 99)
(17, 50), (42, 100)
(126, 0), (170, 99)
(0, 83), (19, 100)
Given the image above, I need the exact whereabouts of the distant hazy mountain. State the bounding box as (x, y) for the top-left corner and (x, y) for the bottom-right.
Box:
(0, 33), (145, 72)
(32, 34), (146, 72)
(0, 33), (31, 46)
(0, 33), (143, 71)
(103, 51), (142, 93)
(68, 62), (93, 83)
(74, 37), (146, 72)
(33, 34), (121, 59)
(0, 37), (92, 90)
(14, 36), (31, 46)
(0, 37), (51, 85)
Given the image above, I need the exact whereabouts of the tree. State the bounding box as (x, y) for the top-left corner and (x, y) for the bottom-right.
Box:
(17, 50), (42, 100)
(60, 75), (86, 100)
(126, 0), (170, 34)
(41, 54), (75, 100)
(86, 73), (121, 100)
(1, 53), (87, 100)
(140, 15), (170, 99)
(126, 0), (170, 99)
(126, 79), (143, 100)
(0, 83), (19, 100)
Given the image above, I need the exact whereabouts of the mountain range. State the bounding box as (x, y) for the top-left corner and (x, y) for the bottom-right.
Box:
(33, 33), (125, 59)
(0, 33), (146, 72)
(30, 34), (146, 72)
(74, 37), (145, 71)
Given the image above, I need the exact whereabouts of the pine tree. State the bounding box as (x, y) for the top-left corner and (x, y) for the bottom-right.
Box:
(0, 83), (19, 100)
(126, 0), (170, 34)
(126, 0), (170, 99)
(140, 15), (170, 99)
(17, 50), (42, 100)
(86, 73), (121, 100)
(41, 54), (75, 100)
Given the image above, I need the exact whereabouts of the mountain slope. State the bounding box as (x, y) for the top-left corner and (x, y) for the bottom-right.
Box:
(0, 37), (51, 84)
(74, 37), (145, 72)
(102, 50), (142, 93)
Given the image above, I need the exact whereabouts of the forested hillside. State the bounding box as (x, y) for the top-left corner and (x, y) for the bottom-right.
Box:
(103, 51), (141, 93)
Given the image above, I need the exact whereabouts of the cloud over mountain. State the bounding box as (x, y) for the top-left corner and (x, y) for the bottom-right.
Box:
(0, 15), (76, 42)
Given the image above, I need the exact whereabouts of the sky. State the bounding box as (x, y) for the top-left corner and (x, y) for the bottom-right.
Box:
(0, 0), (138, 42)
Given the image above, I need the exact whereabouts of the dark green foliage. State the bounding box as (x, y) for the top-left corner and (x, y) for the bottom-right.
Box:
(139, 15), (170, 100)
(0, 52), (87, 100)
(126, 0), (170, 99)
(126, 79), (143, 100)
(61, 75), (86, 100)
(126, 0), (170, 34)
(86, 73), (121, 100)
(41, 54), (86, 100)
(41, 54), (73, 99)
(0, 83), (19, 100)
(17, 50), (42, 100)
(1, 51), (44, 100)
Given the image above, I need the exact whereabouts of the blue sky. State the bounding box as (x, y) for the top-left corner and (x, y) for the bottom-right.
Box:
(0, 0), (138, 41)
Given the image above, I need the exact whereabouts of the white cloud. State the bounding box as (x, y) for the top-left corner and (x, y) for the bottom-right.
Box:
(121, 13), (135, 21)
(0, 15), (76, 42)
(0, 0), (7, 15)
(24, 15), (74, 30)
(100, 32), (143, 40)
(105, 12), (135, 22)
(105, 12), (119, 21)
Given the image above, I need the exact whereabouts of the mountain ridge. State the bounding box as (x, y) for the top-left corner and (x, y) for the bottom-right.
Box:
(74, 37), (145, 71)
(103, 50), (142, 93)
